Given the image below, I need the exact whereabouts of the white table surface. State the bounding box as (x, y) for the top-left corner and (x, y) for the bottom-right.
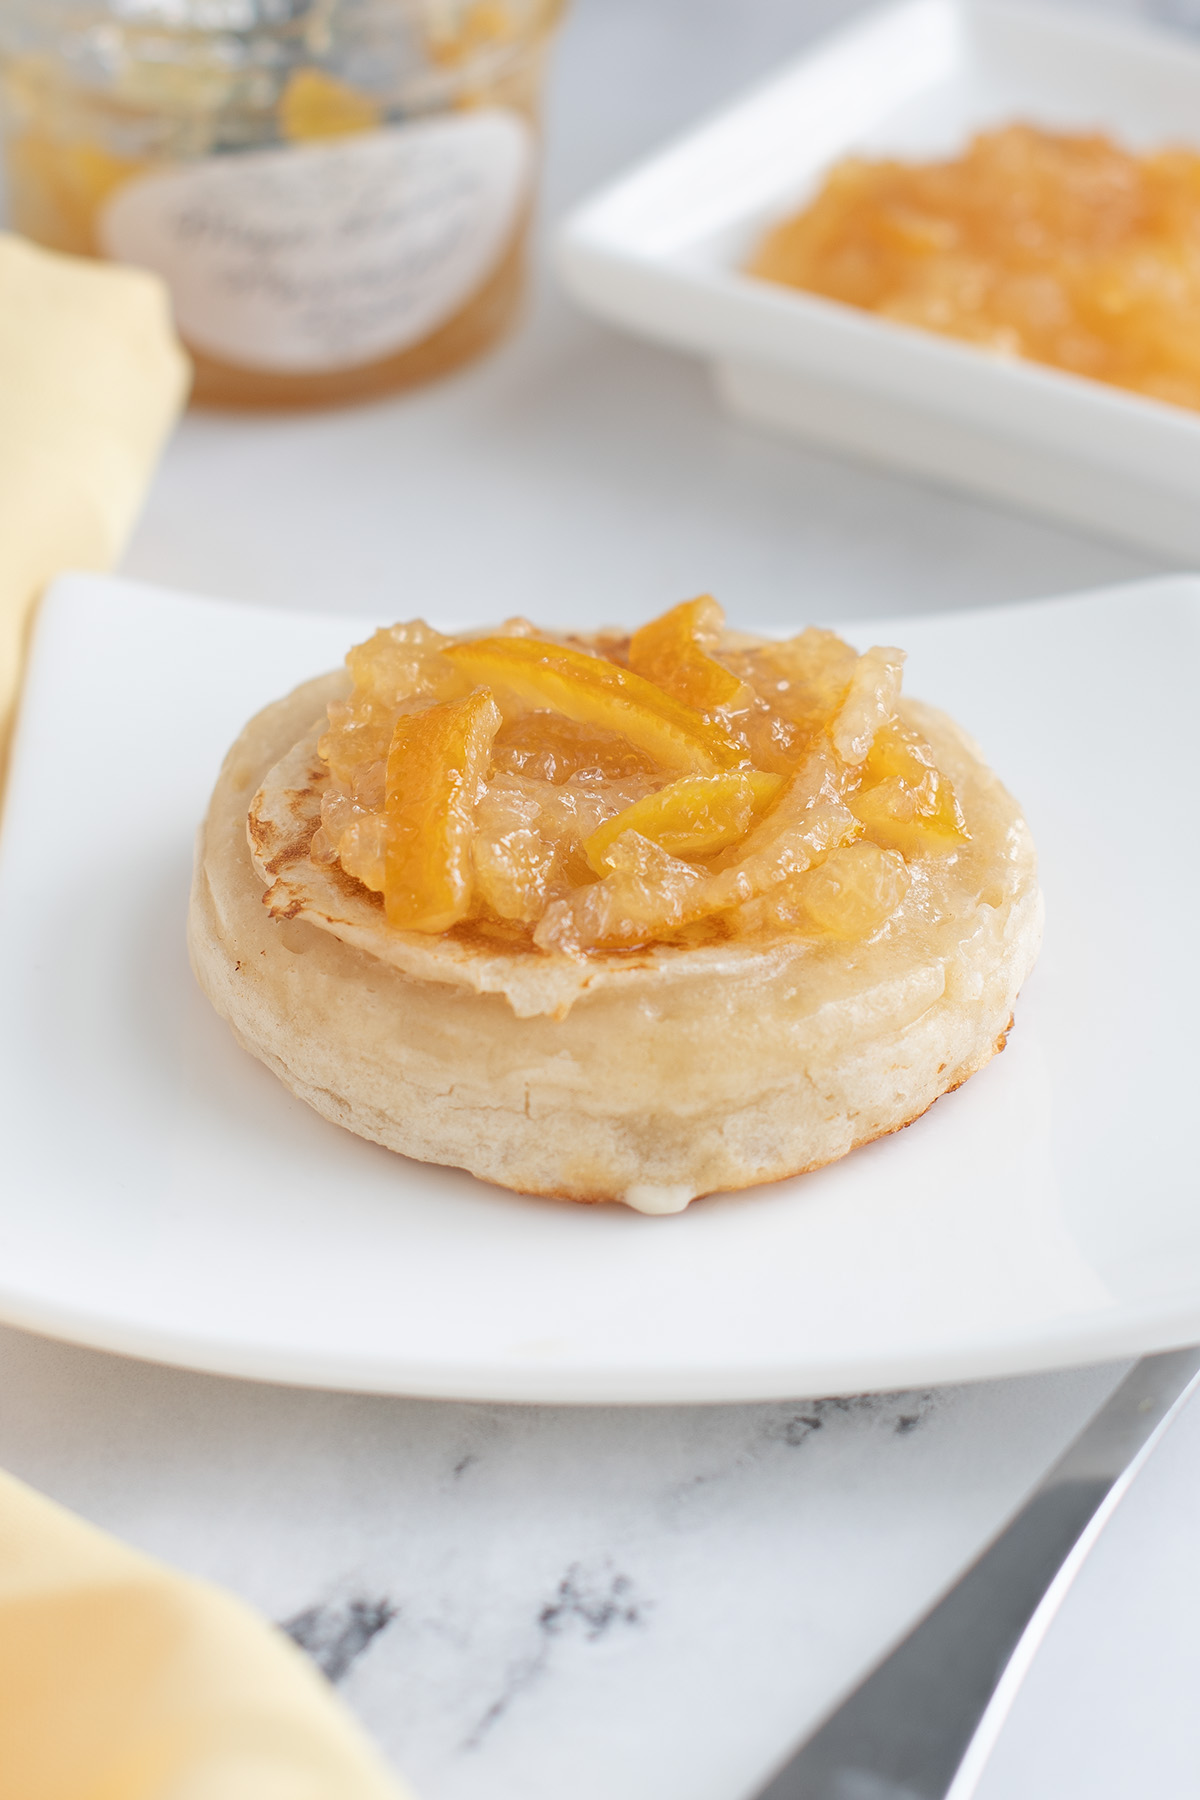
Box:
(3, 1), (1199, 1795)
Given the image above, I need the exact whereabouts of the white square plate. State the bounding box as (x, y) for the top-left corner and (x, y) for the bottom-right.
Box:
(0, 572), (1196, 1401)
(558, 0), (1200, 562)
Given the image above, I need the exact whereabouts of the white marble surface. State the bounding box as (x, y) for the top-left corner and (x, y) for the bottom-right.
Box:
(2, 0), (1198, 1795)
(0, 1327), (1128, 1799)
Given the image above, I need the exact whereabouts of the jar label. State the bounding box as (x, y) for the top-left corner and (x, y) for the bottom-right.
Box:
(99, 109), (532, 374)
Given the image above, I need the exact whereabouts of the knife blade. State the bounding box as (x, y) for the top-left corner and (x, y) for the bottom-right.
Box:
(750, 1345), (1200, 1800)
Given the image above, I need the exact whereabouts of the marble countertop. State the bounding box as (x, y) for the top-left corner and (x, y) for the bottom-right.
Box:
(0, 1327), (1130, 1799)
(3, 0), (1198, 1794)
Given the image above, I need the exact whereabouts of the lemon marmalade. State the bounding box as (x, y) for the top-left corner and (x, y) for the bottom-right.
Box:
(750, 124), (1200, 414)
(309, 598), (970, 958)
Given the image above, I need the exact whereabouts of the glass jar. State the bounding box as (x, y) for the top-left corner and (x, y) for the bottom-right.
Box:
(0, 0), (561, 407)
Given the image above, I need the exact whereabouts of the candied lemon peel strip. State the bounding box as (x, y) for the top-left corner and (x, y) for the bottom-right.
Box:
(312, 596), (972, 955)
(628, 595), (750, 713)
(536, 742), (866, 957)
(584, 771), (783, 874)
(383, 689), (501, 932)
(849, 717), (969, 855)
(443, 636), (747, 774)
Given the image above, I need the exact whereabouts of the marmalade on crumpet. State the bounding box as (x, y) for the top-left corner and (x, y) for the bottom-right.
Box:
(749, 124), (1200, 413)
(309, 597), (969, 958)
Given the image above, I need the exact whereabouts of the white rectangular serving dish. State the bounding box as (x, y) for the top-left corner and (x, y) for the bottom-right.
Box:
(558, 0), (1200, 561)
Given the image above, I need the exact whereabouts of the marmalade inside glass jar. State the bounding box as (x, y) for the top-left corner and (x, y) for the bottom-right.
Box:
(749, 124), (1200, 413)
(0, 0), (559, 407)
(310, 597), (971, 958)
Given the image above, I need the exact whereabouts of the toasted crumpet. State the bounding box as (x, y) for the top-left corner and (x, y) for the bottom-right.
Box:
(188, 629), (1041, 1212)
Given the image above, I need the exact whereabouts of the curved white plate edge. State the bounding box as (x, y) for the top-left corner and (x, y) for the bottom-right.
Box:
(0, 1283), (1192, 1403)
(32, 566), (1200, 689)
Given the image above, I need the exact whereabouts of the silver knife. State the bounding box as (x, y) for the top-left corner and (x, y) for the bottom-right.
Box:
(750, 1345), (1200, 1800)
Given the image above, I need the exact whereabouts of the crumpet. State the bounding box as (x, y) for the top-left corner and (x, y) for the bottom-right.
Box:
(188, 602), (1041, 1211)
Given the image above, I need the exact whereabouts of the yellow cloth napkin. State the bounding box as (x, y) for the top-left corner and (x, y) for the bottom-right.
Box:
(0, 230), (190, 773)
(0, 1465), (411, 1799)
(0, 237), (409, 1798)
